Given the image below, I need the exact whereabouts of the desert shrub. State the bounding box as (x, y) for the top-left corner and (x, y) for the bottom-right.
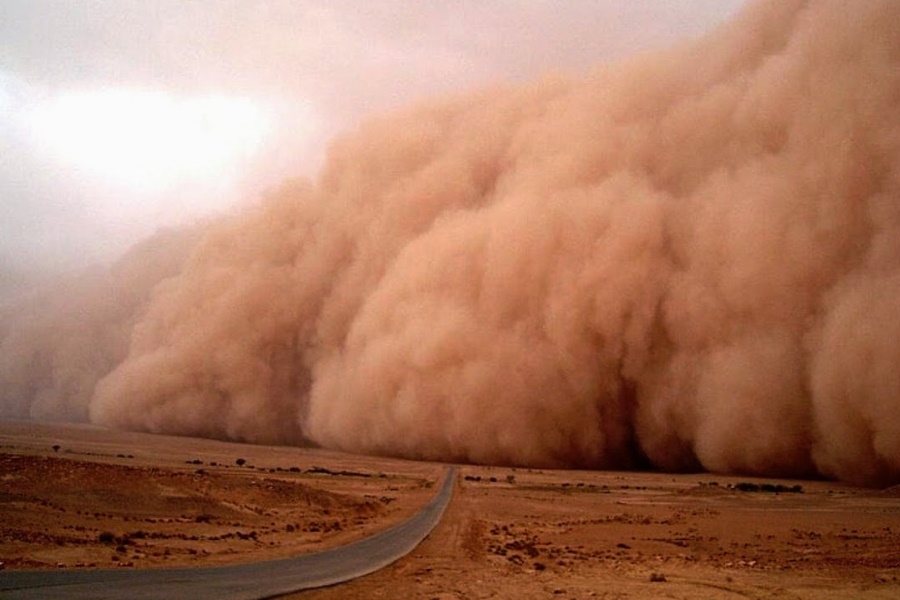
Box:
(98, 531), (115, 544)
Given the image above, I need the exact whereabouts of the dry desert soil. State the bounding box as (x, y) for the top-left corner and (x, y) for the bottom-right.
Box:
(1, 421), (899, 599)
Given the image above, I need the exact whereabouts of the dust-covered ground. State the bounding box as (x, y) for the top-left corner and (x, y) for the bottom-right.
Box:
(2, 422), (900, 599)
(0, 421), (439, 570)
(296, 468), (900, 600)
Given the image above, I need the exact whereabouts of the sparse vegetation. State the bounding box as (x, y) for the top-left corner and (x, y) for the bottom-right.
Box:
(98, 531), (115, 544)
(729, 482), (804, 494)
(307, 466), (371, 478)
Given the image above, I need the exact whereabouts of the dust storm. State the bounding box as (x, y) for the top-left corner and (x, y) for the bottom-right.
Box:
(2, 0), (899, 486)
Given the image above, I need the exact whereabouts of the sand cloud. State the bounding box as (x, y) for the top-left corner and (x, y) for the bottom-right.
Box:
(2, 0), (899, 486)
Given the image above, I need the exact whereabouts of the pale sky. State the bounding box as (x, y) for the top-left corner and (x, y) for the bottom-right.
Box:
(0, 1), (745, 285)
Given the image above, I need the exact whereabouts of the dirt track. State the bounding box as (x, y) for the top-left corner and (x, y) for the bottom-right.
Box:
(2, 422), (899, 599)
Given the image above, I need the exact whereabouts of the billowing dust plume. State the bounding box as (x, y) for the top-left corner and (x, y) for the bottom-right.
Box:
(2, 0), (899, 486)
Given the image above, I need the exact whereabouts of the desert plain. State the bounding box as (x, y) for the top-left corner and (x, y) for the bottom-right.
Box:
(1, 421), (899, 599)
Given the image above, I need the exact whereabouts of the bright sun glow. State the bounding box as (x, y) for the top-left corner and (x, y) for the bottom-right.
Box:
(27, 89), (270, 192)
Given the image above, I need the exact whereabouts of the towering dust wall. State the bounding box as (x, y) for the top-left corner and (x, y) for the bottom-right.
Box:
(2, 0), (899, 485)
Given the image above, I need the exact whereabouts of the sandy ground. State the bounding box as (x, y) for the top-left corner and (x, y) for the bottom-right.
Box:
(2, 422), (900, 599)
(0, 421), (439, 570)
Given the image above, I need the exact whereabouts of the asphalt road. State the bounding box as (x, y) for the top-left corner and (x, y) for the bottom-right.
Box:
(0, 466), (457, 600)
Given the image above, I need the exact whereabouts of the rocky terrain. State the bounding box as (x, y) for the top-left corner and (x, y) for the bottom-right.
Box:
(2, 422), (899, 599)
(0, 422), (438, 570)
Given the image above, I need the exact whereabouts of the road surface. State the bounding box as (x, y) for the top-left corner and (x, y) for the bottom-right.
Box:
(0, 466), (457, 599)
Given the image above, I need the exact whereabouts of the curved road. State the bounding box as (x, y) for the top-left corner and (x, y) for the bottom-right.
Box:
(0, 466), (457, 600)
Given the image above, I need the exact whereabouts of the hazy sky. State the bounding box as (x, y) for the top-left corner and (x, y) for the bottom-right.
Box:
(0, 1), (744, 282)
